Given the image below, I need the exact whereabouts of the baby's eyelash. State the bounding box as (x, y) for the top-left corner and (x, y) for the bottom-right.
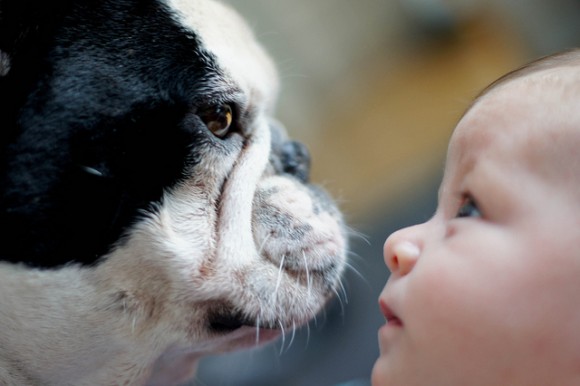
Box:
(456, 193), (482, 218)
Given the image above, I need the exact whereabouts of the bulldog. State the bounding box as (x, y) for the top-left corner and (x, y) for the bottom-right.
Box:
(0, 0), (348, 384)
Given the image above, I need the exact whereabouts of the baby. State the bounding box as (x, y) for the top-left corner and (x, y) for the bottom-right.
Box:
(372, 49), (580, 386)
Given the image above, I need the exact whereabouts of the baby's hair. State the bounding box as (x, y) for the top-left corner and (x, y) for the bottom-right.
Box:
(474, 48), (580, 103)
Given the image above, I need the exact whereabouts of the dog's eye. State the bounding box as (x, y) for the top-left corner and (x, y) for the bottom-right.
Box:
(200, 104), (233, 138)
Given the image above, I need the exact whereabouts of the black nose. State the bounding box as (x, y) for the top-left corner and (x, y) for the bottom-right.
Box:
(280, 140), (311, 183)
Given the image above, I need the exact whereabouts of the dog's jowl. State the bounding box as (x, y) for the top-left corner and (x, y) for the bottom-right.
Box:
(0, 0), (348, 384)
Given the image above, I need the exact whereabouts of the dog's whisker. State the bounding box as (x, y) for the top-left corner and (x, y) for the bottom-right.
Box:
(312, 303), (320, 326)
(345, 225), (369, 245)
(278, 320), (286, 355)
(273, 254), (285, 308)
(255, 314), (261, 345)
(257, 232), (272, 255)
(302, 251), (312, 298)
(280, 320), (297, 355)
(332, 286), (346, 317)
(344, 260), (367, 284)
(287, 320), (297, 351)
(337, 277), (349, 305)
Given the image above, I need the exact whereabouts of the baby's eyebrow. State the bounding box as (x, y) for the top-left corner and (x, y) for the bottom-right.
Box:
(436, 174), (454, 209)
(436, 157), (468, 208)
(435, 158), (450, 205)
(437, 153), (458, 203)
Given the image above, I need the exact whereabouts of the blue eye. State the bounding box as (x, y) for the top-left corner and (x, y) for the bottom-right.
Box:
(456, 196), (481, 218)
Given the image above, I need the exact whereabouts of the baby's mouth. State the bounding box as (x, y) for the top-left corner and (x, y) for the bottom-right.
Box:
(380, 299), (402, 327)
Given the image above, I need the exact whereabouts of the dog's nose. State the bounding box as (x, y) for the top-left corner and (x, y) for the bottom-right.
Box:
(268, 119), (311, 183)
(280, 140), (310, 183)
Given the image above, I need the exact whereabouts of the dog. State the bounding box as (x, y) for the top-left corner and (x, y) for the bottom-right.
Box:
(0, 0), (348, 384)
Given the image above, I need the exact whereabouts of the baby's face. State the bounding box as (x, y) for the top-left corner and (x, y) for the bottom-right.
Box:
(373, 67), (580, 386)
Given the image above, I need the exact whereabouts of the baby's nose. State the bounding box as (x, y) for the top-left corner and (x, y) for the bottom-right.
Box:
(384, 231), (420, 277)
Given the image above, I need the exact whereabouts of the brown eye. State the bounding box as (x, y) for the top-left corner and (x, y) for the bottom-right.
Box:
(200, 104), (233, 138)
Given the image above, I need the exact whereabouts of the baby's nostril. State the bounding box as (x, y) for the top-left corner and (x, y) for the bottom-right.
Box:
(281, 141), (311, 183)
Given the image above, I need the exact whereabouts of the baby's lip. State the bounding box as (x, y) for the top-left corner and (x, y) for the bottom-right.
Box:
(379, 299), (402, 326)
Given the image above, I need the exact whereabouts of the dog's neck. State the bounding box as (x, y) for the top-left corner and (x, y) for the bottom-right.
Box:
(0, 264), (136, 384)
(0, 261), (204, 385)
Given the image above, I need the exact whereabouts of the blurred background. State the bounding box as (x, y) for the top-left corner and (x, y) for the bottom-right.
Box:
(195, 1), (580, 385)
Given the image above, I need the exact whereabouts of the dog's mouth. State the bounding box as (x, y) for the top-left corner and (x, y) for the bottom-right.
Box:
(208, 308), (290, 335)
(209, 311), (257, 333)
(207, 304), (281, 333)
(205, 309), (285, 351)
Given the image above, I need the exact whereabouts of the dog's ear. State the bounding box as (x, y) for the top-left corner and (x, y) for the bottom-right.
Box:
(0, 0), (20, 76)
(0, 50), (9, 77)
(0, 0), (71, 76)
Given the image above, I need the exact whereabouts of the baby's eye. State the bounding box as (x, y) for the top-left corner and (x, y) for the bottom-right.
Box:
(456, 195), (481, 218)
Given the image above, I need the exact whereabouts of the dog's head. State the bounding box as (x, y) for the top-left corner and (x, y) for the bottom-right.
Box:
(0, 0), (347, 383)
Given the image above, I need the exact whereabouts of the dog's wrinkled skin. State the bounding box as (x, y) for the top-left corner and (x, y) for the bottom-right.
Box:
(0, 0), (348, 384)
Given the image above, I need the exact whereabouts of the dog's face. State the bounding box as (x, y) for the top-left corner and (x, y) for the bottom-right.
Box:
(0, 0), (347, 384)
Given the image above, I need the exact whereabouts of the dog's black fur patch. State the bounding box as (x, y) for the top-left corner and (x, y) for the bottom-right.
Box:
(0, 0), (236, 268)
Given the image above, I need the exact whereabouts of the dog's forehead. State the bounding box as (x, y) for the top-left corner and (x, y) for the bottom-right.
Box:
(164, 0), (278, 110)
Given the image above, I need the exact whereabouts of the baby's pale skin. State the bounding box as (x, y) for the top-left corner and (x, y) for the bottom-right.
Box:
(372, 66), (580, 386)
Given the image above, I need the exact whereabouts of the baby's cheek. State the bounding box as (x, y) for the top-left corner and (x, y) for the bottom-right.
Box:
(406, 263), (482, 340)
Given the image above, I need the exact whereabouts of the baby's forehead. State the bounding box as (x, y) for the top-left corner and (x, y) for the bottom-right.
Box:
(485, 65), (580, 103)
(449, 66), (580, 191)
(457, 65), (580, 142)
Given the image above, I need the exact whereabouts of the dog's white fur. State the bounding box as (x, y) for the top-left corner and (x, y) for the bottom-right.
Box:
(0, 0), (347, 384)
